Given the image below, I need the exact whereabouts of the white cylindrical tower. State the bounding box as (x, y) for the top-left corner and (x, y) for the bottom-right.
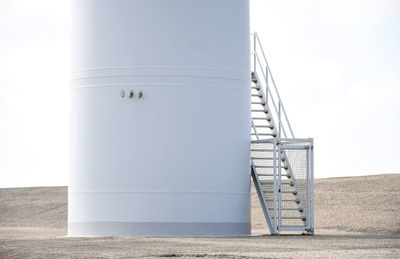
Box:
(69, 0), (250, 236)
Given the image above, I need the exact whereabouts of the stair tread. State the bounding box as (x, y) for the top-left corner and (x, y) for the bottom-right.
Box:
(252, 117), (270, 120)
(252, 125), (274, 129)
(251, 133), (276, 137)
(260, 181), (294, 185)
(255, 165), (287, 168)
(256, 173), (290, 176)
(280, 216), (306, 220)
(251, 149), (275, 152)
(262, 190), (297, 194)
(266, 199), (300, 202)
(268, 207), (303, 211)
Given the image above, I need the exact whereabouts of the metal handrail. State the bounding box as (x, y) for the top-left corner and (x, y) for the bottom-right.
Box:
(253, 51), (288, 138)
(251, 32), (295, 138)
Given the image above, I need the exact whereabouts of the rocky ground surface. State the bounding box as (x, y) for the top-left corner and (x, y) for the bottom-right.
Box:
(0, 174), (399, 258)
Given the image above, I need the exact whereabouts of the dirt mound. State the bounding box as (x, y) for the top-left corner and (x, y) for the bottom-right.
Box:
(0, 174), (399, 258)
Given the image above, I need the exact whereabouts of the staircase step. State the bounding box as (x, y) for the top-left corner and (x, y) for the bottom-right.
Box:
(277, 208), (304, 212)
(268, 207), (304, 212)
(263, 190), (297, 195)
(255, 165), (281, 169)
(278, 225), (308, 230)
(252, 157), (274, 160)
(251, 109), (268, 112)
(260, 180), (294, 186)
(281, 216), (306, 220)
(251, 101), (265, 105)
(266, 199), (300, 203)
(251, 86), (260, 90)
(255, 173), (290, 178)
(251, 94), (263, 97)
(252, 117), (270, 120)
(251, 148), (274, 152)
(255, 165), (288, 169)
(252, 125), (274, 129)
(252, 133), (275, 136)
(282, 199), (300, 203)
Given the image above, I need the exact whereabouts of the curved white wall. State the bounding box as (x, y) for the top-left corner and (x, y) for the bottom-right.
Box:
(69, 0), (251, 236)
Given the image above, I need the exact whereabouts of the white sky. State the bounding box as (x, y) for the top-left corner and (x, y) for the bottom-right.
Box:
(0, 0), (399, 187)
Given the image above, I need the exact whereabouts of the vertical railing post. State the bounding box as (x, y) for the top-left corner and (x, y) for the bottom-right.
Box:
(265, 66), (269, 106)
(278, 101), (282, 139)
(253, 33), (257, 73)
(277, 139), (282, 233)
(310, 139), (314, 233)
(273, 138), (277, 232)
(306, 145), (310, 230)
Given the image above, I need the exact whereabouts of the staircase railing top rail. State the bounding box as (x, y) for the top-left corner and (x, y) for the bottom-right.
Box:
(251, 31), (295, 139)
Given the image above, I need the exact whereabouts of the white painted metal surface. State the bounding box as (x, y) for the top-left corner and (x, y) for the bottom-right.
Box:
(69, 0), (251, 236)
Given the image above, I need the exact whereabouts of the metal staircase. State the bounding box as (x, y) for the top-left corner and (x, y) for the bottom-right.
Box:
(250, 32), (314, 235)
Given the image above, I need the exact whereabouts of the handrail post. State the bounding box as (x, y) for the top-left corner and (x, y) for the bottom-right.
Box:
(265, 66), (269, 106)
(273, 137), (278, 232)
(277, 138), (282, 232)
(278, 101), (282, 139)
(253, 33), (257, 73)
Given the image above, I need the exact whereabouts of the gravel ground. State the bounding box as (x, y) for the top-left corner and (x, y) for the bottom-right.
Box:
(0, 174), (399, 258)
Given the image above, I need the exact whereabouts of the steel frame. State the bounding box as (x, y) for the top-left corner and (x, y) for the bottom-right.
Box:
(250, 31), (314, 235)
(252, 138), (314, 234)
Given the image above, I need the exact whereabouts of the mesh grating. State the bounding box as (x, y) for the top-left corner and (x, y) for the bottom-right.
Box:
(251, 139), (313, 233)
(279, 141), (311, 229)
